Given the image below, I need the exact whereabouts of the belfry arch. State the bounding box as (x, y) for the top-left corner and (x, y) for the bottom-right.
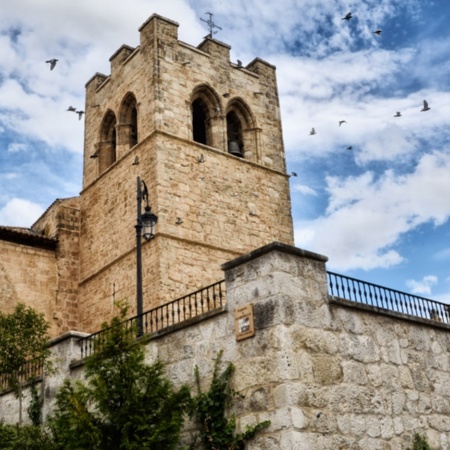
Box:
(119, 93), (138, 150)
(225, 98), (257, 161)
(190, 85), (222, 149)
(98, 110), (117, 173)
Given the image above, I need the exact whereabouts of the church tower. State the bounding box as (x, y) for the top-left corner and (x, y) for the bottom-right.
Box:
(77, 14), (294, 332)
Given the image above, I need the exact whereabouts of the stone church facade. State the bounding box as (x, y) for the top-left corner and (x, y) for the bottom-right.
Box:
(0, 14), (294, 337)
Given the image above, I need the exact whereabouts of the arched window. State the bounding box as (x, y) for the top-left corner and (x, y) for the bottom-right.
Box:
(99, 111), (117, 171)
(119, 93), (138, 149)
(226, 111), (244, 157)
(130, 106), (138, 147)
(190, 85), (221, 149)
(192, 98), (208, 145)
(225, 99), (256, 160)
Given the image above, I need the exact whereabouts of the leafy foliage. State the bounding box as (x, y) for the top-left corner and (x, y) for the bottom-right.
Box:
(190, 350), (270, 449)
(0, 422), (56, 450)
(48, 303), (191, 450)
(28, 382), (43, 426)
(0, 303), (51, 395)
(412, 432), (431, 450)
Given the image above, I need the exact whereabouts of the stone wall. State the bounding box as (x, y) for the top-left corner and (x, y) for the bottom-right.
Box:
(2, 242), (450, 449)
(0, 235), (58, 336)
(33, 197), (81, 335)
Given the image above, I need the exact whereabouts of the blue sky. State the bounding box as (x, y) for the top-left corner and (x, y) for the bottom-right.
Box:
(0, 0), (449, 301)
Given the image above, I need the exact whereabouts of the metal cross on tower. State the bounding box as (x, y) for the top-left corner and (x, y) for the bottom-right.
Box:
(201, 12), (222, 38)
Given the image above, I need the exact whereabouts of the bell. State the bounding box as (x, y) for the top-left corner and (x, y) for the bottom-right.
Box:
(228, 140), (243, 157)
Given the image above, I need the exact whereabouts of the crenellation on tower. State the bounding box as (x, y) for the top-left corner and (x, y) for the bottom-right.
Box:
(138, 14), (179, 50)
(197, 37), (231, 61)
(109, 45), (136, 72)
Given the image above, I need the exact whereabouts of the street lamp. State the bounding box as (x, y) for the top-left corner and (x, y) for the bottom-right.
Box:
(135, 176), (158, 336)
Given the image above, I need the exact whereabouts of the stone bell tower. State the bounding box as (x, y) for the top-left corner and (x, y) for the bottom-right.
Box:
(77, 14), (294, 332)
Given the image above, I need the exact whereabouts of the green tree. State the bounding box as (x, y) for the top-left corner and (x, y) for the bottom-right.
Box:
(190, 351), (270, 449)
(48, 304), (191, 450)
(0, 303), (51, 424)
(0, 422), (56, 450)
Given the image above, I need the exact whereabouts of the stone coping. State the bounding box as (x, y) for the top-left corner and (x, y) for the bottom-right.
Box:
(221, 241), (328, 271)
(330, 296), (450, 330)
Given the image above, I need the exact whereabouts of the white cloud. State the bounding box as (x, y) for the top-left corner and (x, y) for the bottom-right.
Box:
(0, 198), (44, 227)
(405, 275), (438, 295)
(7, 142), (29, 153)
(433, 248), (450, 262)
(296, 151), (450, 270)
(292, 184), (318, 196)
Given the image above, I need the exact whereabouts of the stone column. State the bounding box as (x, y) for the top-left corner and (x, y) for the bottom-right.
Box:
(41, 331), (89, 423)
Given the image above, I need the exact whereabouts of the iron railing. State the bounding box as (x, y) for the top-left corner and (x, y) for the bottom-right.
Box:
(0, 357), (44, 393)
(79, 280), (226, 359)
(327, 271), (450, 323)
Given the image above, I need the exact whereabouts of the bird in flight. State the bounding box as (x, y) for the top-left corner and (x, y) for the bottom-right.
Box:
(394, 112), (401, 117)
(347, 146), (353, 150)
(342, 12), (352, 20)
(46, 59), (58, 70)
(339, 120), (347, 127)
(373, 30), (382, 36)
(66, 106), (77, 112)
(291, 172), (298, 177)
(76, 110), (85, 120)
(421, 100), (430, 112)
(309, 128), (317, 135)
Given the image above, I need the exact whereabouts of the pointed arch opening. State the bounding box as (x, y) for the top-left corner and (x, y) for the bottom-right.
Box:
(99, 110), (117, 172)
(119, 93), (138, 149)
(190, 85), (221, 149)
(226, 99), (257, 160)
(192, 98), (208, 145)
(226, 111), (244, 157)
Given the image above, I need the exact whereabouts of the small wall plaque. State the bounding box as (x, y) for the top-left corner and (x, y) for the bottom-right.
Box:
(235, 304), (255, 340)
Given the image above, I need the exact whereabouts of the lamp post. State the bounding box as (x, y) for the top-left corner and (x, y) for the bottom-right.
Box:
(135, 176), (158, 336)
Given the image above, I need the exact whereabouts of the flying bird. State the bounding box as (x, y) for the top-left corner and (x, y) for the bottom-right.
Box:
(309, 128), (317, 135)
(347, 146), (353, 150)
(46, 59), (58, 70)
(394, 112), (401, 117)
(291, 172), (297, 177)
(339, 120), (347, 126)
(76, 110), (85, 120)
(421, 100), (430, 112)
(66, 106), (77, 112)
(342, 12), (352, 20)
(373, 30), (382, 35)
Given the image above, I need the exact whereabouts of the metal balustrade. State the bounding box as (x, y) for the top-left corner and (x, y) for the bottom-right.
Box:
(327, 271), (450, 323)
(0, 357), (44, 393)
(79, 280), (226, 359)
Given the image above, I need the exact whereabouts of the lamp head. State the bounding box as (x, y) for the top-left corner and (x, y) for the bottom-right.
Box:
(142, 206), (158, 241)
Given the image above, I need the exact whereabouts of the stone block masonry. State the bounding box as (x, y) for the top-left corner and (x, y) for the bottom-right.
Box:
(2, 242), (449, 449)
(77, 13), (294, 332)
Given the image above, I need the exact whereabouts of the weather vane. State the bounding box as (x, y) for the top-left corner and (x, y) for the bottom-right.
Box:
(201, 12), (222, 38)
